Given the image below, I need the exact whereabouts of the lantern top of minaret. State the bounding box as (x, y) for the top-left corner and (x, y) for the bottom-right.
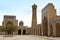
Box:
(32, 3), (37, 7)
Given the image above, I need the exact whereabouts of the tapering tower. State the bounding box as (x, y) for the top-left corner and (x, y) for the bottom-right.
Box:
(32, 4), (37, 27)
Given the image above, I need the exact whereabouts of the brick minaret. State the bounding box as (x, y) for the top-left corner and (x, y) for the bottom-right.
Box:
(32, 4), (37, 27)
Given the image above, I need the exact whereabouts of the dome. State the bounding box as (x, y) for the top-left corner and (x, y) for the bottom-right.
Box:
(19, 21), (24, 25)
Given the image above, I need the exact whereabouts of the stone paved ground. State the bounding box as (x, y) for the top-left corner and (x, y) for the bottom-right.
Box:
(0, 35), (60, 40)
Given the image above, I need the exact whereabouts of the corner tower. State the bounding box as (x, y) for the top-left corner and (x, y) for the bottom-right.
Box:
(32, 4), (37, 27)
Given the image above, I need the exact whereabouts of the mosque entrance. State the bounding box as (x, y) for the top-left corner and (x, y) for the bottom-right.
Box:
(56, 23), (60, 37)
(6, 22), (13, 35)
(23, 30), (26, 35)
(43, 17), (48, 36)
(18, 30), (21, 35)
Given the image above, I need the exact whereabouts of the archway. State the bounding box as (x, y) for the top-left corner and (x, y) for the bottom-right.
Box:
(23, 30), (26, 35)
(6, 22), (13, 27)
(56, 23), (60, 37)
(6, 22), (13, 35)
(43, 17), (48, 36)
(18, 29), (21, 35)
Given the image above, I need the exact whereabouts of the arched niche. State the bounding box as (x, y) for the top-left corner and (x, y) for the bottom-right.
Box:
(6, 22), (13, 27)
(5, 22), (13, 35)
(50, 24), (53, 36)
(56, 23), (60, 37)
(43, 17), (48, 36)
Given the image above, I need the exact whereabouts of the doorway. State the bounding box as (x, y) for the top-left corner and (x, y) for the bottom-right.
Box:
(18, 30), (21, 35)
(23, 30), (26, 35)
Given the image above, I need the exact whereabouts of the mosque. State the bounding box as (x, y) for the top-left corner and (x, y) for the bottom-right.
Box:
(0, 3), (60, 37)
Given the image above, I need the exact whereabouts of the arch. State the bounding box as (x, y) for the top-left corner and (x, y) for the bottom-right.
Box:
(6, 22), (13, 26)
(18, 29), (21, 35)
(5, 22), (13, 35)
(23, 30), (26, 35)
(56, 23), (60, 37)
(43, 17), (48, 36)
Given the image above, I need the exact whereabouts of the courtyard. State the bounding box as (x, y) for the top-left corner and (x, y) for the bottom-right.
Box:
(0, 35), (60, 40)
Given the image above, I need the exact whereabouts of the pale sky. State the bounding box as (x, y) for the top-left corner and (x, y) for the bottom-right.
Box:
(0, 0), (60, 27)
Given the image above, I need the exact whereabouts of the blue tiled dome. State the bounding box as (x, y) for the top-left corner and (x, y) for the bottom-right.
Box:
(19, 21), (24, 25)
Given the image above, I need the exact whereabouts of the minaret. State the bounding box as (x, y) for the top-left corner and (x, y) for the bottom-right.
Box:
(32, 4), (37, 27)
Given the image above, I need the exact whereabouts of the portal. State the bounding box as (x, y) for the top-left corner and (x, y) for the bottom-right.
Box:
(18, 30), (21, 35)
(23, 30), (26, 35)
